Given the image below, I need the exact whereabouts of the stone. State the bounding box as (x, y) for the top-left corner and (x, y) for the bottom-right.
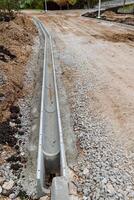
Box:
(0, 176), (5, 185)
(9, 193), (17, 199)
(83, 168), (89, 176)
(0, 186), (2, 194)
(2, 180), (14, 191)
(95, 188), (100, 199)
(83, 188), (89, 197)
(106, 182), (115, 194)
(128, 191), (134, 198)
(102, 178), (107, 185)
(69, 182), (77, 195)
(77, 187), (83, 193)
(40, 196), (49, 200)
(9, 122), (16, 128)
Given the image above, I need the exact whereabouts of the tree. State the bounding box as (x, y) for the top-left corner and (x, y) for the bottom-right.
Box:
(86, 0), (98, 8)
(123, 0), (126, 10)
(0, 0), (20, 11)
(0, 0), (20, 21)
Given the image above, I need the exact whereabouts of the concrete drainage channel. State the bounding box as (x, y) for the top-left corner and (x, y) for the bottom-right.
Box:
(33, 18), (69, 200)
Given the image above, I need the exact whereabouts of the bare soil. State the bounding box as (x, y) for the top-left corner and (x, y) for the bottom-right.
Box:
(0, 14), (38, 199)
(0, 14), (37, 122)
(101, 10), (134, 26)
(35, 9), (134, 151)
(31, 10), (134, 198)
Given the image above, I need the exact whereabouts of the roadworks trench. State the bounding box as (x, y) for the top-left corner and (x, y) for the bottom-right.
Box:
(1, 10), (134, 200)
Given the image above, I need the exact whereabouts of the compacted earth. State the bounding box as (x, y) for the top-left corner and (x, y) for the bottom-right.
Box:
(33, 10), (134, 200)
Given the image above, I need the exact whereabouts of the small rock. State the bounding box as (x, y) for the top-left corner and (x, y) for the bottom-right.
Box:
(40, 196), (49, 200)
(9, 122), (16, 128)
(0, 176), (5, 185)
(9, 193), (17, 199)
(83, 168), (89, 176)
(102, 177), (107, 185)
(0, 186), (2, 194)
(69, 182), (77, 195)
(15, 198), (21, 200)
(128, 191), (134, 198)
(2, 180), (14, 191)
(77, 187), (83, 193)
(106, 182), (115, 194)
(83, 188), (89, 197)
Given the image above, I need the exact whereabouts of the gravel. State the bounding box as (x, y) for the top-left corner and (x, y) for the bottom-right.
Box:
(2, 180), (14, 191)
(62, 65), (134, 199)
(17, 36), (41, 198)
(53, 37), (134, 200)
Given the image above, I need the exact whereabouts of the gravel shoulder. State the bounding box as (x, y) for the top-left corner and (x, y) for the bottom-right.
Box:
(36, 11), (134, 199)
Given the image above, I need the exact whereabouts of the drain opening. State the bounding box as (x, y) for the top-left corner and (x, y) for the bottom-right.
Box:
(44, 154), (60, 188)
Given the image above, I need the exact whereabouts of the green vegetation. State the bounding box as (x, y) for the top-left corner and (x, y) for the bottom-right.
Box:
(0, 0), (20, 11)
(20, 0), (44, 9)
(0, 0), (20, 21)
(118, 3), (134, 14)
(0, 0), (128, 11)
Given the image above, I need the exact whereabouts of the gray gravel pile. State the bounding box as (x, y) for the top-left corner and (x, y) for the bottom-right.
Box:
(62, 66), (134, 200)
(18, 36), (41, 198)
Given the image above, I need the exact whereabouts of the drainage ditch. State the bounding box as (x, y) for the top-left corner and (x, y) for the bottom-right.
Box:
(33, 18), (69, 199)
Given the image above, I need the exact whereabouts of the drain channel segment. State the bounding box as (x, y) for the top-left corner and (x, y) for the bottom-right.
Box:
(33, 18), (68, 199)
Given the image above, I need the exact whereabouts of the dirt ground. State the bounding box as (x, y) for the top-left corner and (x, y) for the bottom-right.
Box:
(36, 10), (134, 151)
(101, 11), (134, 26)
(0, 14), (38, 199)
(37, 12), (134, 143)
(0, 13), (37, 168)
(0, 14), (37, 122)
(83, 7), (134, 26)
(30, 10), (134, 198)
